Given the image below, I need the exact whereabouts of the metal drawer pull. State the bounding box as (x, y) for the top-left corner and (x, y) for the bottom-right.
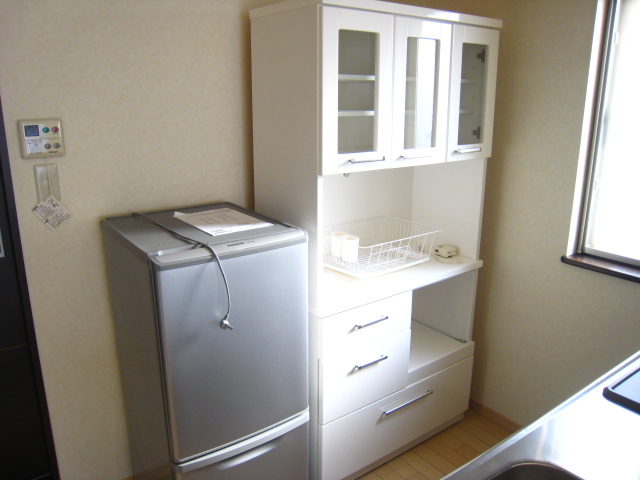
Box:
(383, 390), (434, 416)
(354, 355), (388, 370)
(399, 154), (432, 160)
(454, 147), (482, 154)
(354, 316), (389, 330)
(348, 156), (386, 164)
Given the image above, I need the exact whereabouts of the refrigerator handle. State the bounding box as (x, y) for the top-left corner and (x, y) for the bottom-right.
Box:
(214, 440), (279, 470)
(174, 411), (309, 475)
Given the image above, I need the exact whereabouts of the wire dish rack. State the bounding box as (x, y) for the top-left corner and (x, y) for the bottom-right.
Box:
(323, 217), (441, 279)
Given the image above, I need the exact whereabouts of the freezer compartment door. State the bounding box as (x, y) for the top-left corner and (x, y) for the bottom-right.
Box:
(173, 412), (308, 480)
(153, 242), (308, 461)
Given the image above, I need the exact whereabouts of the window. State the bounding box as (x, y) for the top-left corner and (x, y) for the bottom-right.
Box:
(563, 0), (640, 283)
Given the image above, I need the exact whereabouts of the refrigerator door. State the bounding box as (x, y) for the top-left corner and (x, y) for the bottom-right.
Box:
(153, 241), (308, 462)
(173, 412), (309, 480)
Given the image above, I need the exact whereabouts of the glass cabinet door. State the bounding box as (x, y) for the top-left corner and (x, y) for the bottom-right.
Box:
(448, 25), (499, 162)
(392, 17), (451, 167)
(321, 7), (393, 174)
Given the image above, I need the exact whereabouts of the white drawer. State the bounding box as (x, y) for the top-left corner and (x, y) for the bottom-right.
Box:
(319, 329), (410, 425)
(319, 291), (412, 360)
(319, 356), (473, 480)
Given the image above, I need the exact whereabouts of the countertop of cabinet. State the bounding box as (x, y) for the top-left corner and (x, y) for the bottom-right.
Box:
(312, 256), (482, 318)
(443, 350), (640, 480)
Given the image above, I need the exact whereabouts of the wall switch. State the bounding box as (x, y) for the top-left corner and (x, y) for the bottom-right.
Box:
(18, 118), (65, 159)
(34, 164), (61, 201)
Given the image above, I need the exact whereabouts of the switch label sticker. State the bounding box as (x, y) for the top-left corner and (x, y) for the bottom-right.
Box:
(32, 195), (71, 231)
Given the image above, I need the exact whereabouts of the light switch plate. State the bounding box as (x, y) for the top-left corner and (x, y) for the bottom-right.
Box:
(34, 164), (61, 201)
(18, 118), (65, 159)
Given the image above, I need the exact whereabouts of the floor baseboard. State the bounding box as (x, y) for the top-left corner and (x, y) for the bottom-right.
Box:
(469, 398), (522, 433)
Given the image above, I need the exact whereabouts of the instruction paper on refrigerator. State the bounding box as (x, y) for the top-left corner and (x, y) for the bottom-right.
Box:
(174, 208), (272, 236)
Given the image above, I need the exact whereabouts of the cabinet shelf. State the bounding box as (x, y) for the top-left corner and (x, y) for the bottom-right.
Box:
(461, 78), (477, 84)
(409, 321), (474, 384)
(314, 256), (483, 318)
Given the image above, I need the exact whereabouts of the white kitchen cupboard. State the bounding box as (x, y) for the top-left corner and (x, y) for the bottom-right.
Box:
(391, 16), (451, 168)
(322, 4), (457, 174)
(323, 7), (394, 172)
(250, 1), (500, 479)
(448, 25), (500, 162)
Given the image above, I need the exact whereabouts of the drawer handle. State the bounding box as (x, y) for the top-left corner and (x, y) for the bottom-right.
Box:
(382, 390), (434, 416)
(354, 355), (388, 371)
(354, 316), (389, 330)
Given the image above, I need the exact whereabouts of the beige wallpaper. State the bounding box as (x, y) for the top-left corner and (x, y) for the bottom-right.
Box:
(3, 1), (640, 479)
(0, 1), (273, 478)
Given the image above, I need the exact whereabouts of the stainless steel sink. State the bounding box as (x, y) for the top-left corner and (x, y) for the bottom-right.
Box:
(444, 352), (640, 480)
(488, 462), (583, 480)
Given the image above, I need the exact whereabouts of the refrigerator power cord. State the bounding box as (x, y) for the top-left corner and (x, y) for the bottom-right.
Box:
(131, 212), (233, 330)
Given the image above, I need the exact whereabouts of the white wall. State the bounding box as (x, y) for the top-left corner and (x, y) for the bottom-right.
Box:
(0, 1), (273, 478)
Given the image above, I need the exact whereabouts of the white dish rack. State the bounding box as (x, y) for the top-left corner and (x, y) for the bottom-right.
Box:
(323, 217), (440, 279)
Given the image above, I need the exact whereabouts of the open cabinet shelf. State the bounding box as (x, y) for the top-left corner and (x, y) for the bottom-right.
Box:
(314, 256), (482, 318)
(409, 321), (474, 384)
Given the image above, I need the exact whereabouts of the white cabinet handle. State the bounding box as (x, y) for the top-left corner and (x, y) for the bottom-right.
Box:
(354, 315), (389, 330)
(454, 147), (482, 154)
(382, 390), (433, 416)
(348, 156), (386, 164)
(354, 355), (388, 370)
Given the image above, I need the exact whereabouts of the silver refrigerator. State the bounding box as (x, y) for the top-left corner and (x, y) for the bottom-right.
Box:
(101, 202), (309, 480)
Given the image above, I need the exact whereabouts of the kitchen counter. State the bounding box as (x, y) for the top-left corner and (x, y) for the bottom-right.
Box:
(443, 350), (640, 480)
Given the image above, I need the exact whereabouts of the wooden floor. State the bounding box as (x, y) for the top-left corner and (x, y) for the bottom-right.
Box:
(356, 408), (519, 480)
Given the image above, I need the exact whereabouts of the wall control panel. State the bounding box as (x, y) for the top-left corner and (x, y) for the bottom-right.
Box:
(18, 118), (65, 159)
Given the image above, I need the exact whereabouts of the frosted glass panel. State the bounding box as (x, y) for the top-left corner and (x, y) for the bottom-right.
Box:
(338, 30), (378, 154)
(458, 43), (487, 145)
(404, 37), (437, 149)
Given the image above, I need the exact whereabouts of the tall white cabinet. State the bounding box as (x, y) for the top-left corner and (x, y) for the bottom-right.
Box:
(250, 1), (500, 479)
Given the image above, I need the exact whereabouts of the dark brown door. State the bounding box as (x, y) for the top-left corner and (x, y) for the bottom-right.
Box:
(0, 96), (59, 479)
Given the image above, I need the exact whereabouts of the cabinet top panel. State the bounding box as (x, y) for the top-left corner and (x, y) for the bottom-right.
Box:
(250, 0), (502, 29)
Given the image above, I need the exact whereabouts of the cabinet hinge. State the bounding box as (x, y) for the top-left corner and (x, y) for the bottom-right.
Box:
(477, 49), (486, 63)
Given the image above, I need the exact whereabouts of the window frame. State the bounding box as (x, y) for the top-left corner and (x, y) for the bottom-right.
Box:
(562, 0), (640, 284)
